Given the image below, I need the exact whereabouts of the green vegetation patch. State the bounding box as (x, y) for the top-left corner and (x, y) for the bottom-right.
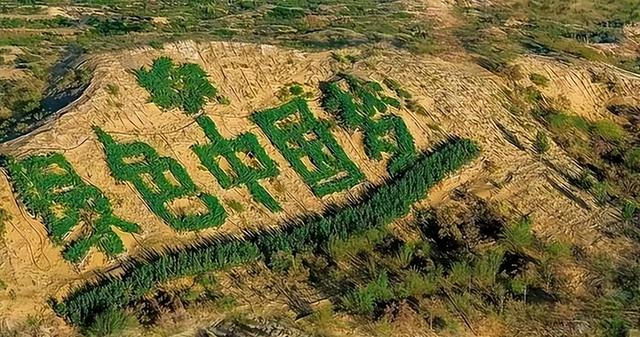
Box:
(252, 97), (364, 197)
(529, 73), (549, 87)
(523, 89), (640, 224)
(134, 57), (217, 115)
(54, 137), (480, 327)
(320, 73), (416, 174)
(94, 128), (226, 231)
(0, 17), (75, 29)
(3, 153), (140, 263)
(455, 0), (640, 74)
(533, 130), (550, 154)
(0, 62), (92, 143)
(541, 110), (625, 143)
(192, 115), (282, 212)
(330, 211), (569, 322)
(87, 16), (153, 36)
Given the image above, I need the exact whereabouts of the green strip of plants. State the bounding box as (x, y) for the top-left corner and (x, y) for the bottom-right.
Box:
(53, 137), (479, 327)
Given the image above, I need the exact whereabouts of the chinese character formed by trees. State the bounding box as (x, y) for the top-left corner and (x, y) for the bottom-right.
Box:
(320, 73), (416, 175)
(252, 97), (364, 197)
(94, 128), (226, 231)
(134, 56), (218, 115)
(5, 153), (140, 263)
(192, 115), (282, 212)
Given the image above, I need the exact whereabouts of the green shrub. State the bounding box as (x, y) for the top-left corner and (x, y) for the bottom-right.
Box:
(87, 16), (152, 36)
(545, 241), (572, 261)
(501, 216), (534, 253)
(396, 269), (440, 298)
(600, 316), (628, 337)
(624, 148), (640, 172)
(509, 275), (529, 296)
(572, 170), (597, 190)
(383, 77), (412, 99)
(194, 272), (218, 290)
(520, 86), (544, 104)
(592, 180), (613, 204)
(622, 200), (637, 222)
(473, 249), (504, 289)
(85, 309), (134, 337)
(340, 272), (394, 315)
(214, 295), (237, 311)
(289, 84), (304, 96)
(329, 232), (376, 260)
(0, 78), (43, 119)
(0, 17), (75, 29)
(448, 260), (472, 287)
(269, 251), (295, 273)
(534, 130), (550, 154)
(268, 6), (305, 20)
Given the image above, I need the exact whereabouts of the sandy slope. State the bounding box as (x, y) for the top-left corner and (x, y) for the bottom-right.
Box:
(0, 40), (638, 332)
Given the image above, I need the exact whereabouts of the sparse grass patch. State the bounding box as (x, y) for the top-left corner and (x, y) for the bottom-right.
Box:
(148, 40), (164, 50)
(546, 112), (590, 132)
(529, 73), (549, 87)
(225, 199), (245, 213)
(105, 83), (119, 96)
(591, 120), (625, 143)
(454, 0), (640, 75)
(0, 207), (8, 235)
(216, 95), (230, 105)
